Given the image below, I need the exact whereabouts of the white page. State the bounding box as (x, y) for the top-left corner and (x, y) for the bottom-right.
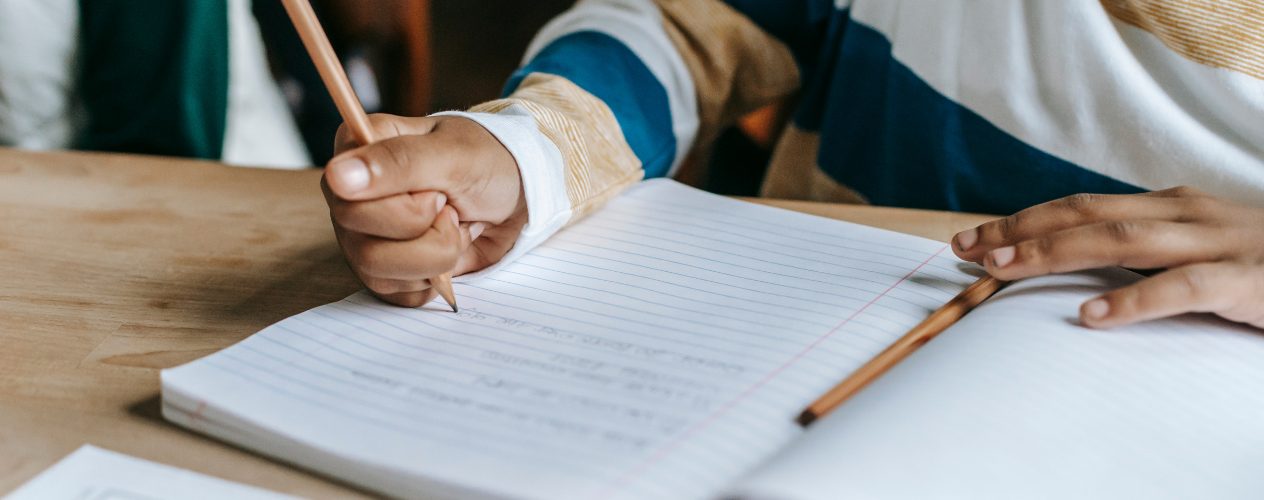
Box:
(729, 268), (1264, 500)
(2, 445), (303, 500)
(162, 179), (980, 500)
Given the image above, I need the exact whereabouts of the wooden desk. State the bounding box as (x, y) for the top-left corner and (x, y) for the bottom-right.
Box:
(0, 148), (997, 498)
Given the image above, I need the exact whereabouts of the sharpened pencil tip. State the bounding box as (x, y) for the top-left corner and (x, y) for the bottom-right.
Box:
(795, 410), (817, 427)
(451, 305), (459, 313)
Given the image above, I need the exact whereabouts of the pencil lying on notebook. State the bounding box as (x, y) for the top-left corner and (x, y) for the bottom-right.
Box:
(279, 0), (458, 312)
(797, 274), (1007, 427)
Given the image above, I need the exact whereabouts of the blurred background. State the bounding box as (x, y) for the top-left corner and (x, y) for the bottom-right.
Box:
(257, 0), (781, 195)
(0, 0), (781, 195)
(255, 0), (575, 165)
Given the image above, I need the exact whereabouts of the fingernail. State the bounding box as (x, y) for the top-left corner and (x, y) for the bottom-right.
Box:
(989, 246), (1015, 268)
(448, 208), (459, 227)
(1083, 298), (1110, 320)
(331, 158), (369, 192)
(434, 192), (447, 213)
(954, 228), (978, 251)
(470, 222), (486, 240)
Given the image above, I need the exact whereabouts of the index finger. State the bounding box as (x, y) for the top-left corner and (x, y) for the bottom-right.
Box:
(343, 206), (469, 280)
(952, 192), (1191, 263)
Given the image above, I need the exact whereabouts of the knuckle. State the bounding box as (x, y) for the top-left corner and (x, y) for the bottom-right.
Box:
(1061, 193), (1103, 218)
(1176, 268), (1214, 302)
(351, 246), (391, 278)
(1027, 237), (1055, 262)
(1103, 220), (1145, 244)
(370, 114), (406, 139)
(380, 139), (415, 174)
(1167, 185), (1204, 198)
(991, 214), (1020, 240)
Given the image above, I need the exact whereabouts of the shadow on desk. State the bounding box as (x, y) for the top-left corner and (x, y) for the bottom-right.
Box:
(81, 242), (362, 371)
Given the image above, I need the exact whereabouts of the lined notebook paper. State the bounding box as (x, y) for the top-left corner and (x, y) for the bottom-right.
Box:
(162, 179), (979, 500)
(728, 268), (1264, 500)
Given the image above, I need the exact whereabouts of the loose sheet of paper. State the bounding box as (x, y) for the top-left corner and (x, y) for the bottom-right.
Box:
(162, 179), (979, 500)
(728, 268), (1264, 500)
(2, 445), (303, 500)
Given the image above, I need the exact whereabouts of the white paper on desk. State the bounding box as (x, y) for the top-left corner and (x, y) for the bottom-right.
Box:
(161, 179), (981, 500)
(2, 445), (305, 500)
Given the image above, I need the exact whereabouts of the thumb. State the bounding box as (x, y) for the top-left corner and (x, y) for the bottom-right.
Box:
(327, 118), (451, 201)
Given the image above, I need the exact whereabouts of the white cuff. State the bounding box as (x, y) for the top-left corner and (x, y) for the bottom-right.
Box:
(432, 106), (572, 282)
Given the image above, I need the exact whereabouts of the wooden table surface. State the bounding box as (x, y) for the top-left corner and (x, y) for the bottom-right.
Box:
(0, 148), (997, 498)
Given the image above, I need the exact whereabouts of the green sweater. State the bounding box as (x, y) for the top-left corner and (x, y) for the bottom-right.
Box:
(77, 0), (228, 160)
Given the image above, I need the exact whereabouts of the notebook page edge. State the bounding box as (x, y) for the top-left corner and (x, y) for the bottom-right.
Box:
(161, 379), (510, 500)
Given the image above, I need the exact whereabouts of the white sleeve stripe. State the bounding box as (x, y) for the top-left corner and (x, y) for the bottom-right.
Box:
(522, 0), (699, 177)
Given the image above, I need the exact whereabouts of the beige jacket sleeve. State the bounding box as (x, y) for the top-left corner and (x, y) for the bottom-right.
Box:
(445, 0), (801, 276)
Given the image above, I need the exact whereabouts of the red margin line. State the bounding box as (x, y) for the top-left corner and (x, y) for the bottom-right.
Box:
(588, 245), (949, 500)
(190, 399), (209, 431)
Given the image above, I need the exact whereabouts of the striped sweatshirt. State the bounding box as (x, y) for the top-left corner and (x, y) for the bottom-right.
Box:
(446, 0), (1264, 279)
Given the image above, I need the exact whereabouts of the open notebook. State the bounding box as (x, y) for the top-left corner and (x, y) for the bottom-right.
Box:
(162, 179), (1264, 500)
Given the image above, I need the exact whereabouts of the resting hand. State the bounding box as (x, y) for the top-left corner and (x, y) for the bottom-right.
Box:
(951, 187), (1264, 329)
(322, 114), (527, 307)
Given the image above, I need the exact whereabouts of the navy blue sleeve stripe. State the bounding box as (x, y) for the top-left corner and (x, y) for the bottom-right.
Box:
(812, 19), (1147, 213)
(504, 31), (677, 179)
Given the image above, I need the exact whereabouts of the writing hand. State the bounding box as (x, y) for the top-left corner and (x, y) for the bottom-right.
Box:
(323, 114), (528, 307)
(951, 187), (1264, 329)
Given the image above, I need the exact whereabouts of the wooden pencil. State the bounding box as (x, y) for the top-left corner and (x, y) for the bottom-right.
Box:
(796, 274), (1007, 427)
(279, 0), (458, 312)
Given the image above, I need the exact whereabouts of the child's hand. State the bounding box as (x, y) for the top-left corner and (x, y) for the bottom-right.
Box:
(951, 187), (1264, 329)
(322, 114), (528, 307)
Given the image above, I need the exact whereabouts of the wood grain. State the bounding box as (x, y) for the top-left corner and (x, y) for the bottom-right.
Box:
(0, 147), (997, 497)
(0, 148), (371, 498)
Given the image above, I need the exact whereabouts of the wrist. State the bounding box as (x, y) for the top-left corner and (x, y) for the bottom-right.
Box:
(430, 105), (571, 280)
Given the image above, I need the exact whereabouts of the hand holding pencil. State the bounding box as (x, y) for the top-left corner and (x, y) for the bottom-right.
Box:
(282, 0), (529, 309)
